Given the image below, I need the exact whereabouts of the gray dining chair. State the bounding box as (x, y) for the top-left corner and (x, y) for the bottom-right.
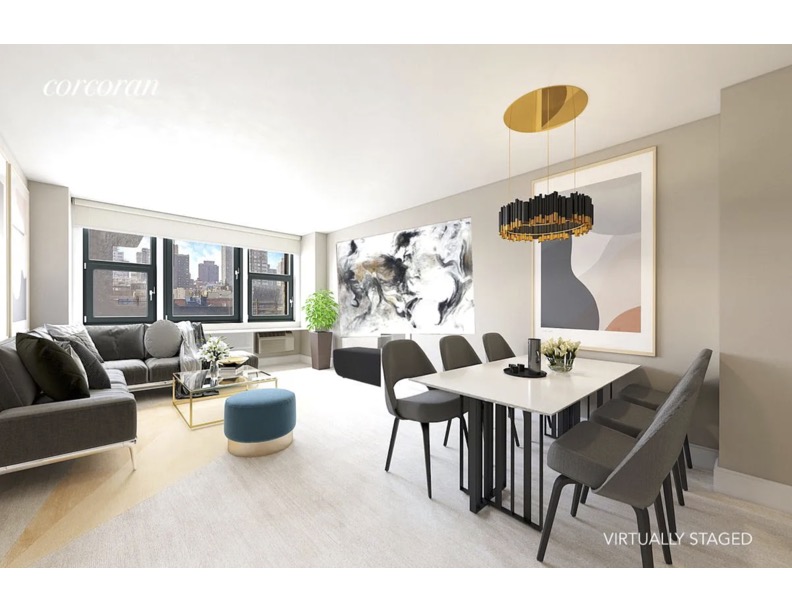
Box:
(480, 332), (520, 447)
(592, 350), (713, 509)
(620, 382), (694, 470)
(537, 348), (712, 568)
(438, 335), (477, 446)
(381, 339), (466, 498)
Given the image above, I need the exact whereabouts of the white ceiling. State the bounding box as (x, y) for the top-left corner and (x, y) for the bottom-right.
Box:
(1, 44), (791, 236)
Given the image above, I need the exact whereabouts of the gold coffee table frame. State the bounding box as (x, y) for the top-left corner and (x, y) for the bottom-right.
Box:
(172, 365), (278, 430)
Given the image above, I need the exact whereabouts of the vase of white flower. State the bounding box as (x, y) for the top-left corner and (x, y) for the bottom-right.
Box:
(540, 337), (581, 373)
(198, 337), (231, 384)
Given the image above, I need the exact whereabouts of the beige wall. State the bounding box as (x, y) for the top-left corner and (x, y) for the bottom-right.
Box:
(719, 65), (792, 486)
(326, 115), (721, 449)
(28, 181), (72, 327)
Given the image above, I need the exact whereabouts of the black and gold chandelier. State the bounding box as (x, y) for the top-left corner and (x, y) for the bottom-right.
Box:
(499, 85), (593, 243)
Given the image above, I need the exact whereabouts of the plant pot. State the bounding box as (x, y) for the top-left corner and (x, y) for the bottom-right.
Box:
(310, 331), (333, 370)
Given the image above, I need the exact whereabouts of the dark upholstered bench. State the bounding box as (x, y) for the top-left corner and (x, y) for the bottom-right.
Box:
(333, 347), (381, 386)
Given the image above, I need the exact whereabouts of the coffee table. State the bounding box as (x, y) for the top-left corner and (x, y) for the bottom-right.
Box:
(172, 365), (278, 430)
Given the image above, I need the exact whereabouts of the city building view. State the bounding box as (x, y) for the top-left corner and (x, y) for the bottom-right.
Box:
(171, 240), (236, 317)
(88, 230), (151, 319)
(249, 248), (290, 317)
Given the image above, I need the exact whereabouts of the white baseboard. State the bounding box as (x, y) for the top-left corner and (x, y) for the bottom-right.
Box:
(690, 443), (719, 471)
(714, 460), (792, 516)
(257, 355), (310, 367)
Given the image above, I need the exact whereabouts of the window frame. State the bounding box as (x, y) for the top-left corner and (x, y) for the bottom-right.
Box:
(163, 238), (242, 324)
(83, 228), (157, 325)
(247, 250), (295, 322)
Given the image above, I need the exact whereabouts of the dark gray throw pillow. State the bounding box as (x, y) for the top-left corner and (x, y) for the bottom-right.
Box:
(46, 323), (104, 363)
(69, 339), (111, 389)
(15, 333), (91, 401)
(55, 340), (90, 388)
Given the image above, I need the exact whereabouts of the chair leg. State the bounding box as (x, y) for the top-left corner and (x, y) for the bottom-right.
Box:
(662, 474), (678, 541)
(653, 494), (673, 565)
(684, 434), (693, 469)
(537, 475), (575, 562)
(571, 483), (583, 517)
(443, 420), (452, 447)
(580, 485), (589, 505)
(421, 422), (432, 499)
(385, 418), (399, 472)
(678, 451), (689, 491)
(509, 408), (521, 447)
(633, 506), (654, 568)
(672, 461), (686, 506)
(128, 445), (137, 471)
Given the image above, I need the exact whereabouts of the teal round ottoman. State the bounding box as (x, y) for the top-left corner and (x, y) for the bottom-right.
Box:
(224, 389), (296, 457)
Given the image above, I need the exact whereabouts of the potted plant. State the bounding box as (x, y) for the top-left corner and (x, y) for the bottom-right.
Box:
(303, 289), (340, 370)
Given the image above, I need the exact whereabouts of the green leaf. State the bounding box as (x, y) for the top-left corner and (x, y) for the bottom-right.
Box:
(302, 289), (340, 332)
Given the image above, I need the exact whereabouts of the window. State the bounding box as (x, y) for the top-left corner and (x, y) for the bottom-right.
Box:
(248, 249), (294, 321)
(83, 229), (157, 324)
(164, 239), (242, 323)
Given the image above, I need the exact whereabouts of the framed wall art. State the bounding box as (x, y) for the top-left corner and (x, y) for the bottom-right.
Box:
(336, 218), (474, 335)
(532, 147), (656, 355)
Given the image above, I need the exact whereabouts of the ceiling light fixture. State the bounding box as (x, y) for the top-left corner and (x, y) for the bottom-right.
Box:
(499, 85), (593, 243)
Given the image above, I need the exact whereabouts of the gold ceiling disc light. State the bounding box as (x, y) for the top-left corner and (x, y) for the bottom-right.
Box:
(499, 85), (593, 243)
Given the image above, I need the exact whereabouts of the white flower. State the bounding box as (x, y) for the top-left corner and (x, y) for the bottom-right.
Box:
(198, 337), (231, 363)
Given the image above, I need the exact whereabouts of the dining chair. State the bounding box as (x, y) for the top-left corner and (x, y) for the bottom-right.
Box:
(381, 339), (466, 498)
(438, 335), (477, 447)
(480, 332), (520, 447)
(592, 349), (713, 507)
(537, 348), (712, 567)
(620, 382), (694, 470)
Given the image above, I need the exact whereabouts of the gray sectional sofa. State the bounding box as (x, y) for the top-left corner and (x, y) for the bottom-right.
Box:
(85, 323), (259, 390)
(0, 335), (137, 474)
(0, 321), (258, 475)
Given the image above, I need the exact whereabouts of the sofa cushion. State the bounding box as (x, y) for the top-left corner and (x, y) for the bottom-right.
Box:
(105, 368), (128, 390)
(145, 320), (182, 358)
(145, 357), (181, 383)
(46, 323), (104, 363)
(0, 388), (137, 468)
(87, 324), (146, 361)
(102, 359), (148, 386)
(0, 338), (40, 411)
(69, 340), (112, 389)
(16, 333), (91, 402)
(28, 326), (54, 341)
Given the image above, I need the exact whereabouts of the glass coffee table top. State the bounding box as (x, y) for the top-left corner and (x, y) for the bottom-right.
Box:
(172, 365), (278, 429)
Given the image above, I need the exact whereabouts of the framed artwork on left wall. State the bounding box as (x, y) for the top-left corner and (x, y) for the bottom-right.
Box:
(1, 157), (8, 339)
(9, 166), (29, 335)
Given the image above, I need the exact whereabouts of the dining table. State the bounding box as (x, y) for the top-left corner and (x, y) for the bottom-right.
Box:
(412, 355), (640, 530)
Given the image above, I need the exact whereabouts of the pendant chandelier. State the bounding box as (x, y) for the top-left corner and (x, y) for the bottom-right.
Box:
(499, 85), (593, 243)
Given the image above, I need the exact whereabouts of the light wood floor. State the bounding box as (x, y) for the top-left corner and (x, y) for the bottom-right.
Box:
(1, 363), (791, 568)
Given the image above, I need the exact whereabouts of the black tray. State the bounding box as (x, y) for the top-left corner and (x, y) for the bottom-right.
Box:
(503, 367), (547, 378)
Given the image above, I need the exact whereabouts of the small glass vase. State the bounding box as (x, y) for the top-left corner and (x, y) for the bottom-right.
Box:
(546, 353), (575, 373)
(208, 361), (221, 385)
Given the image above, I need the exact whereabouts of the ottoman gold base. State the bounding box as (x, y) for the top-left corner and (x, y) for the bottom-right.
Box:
(228, 431), (293, 457)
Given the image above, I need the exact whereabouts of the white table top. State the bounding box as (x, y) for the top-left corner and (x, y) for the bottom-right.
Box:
(411, 356), (640, 416)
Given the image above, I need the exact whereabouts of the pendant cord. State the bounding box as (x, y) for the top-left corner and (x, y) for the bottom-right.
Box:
(545, 88), (550, 193)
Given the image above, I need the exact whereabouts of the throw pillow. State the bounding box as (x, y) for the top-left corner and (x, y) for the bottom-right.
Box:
(69, 339), (111, 389)
(15, 333), (91, 401)
(55, 340), (90, 389)
(145, 319), (182, 358)
(46, 323), (104, 363)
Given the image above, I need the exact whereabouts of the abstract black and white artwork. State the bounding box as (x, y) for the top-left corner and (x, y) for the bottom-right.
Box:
(336, 218), (474, 335)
